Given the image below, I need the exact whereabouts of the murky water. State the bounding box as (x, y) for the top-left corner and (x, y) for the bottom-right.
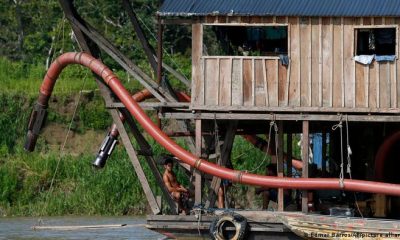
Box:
(0, 216), (165, 240)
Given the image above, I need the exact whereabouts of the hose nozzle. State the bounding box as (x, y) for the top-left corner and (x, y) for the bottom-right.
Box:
(92, 133), (117, 168)
(24, 103), (47, 152)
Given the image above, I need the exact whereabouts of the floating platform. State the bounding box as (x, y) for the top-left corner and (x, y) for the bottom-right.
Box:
(146, 210), (400, 239)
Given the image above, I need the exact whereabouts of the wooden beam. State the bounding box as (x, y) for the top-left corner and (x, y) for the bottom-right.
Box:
(301, 121), (309, 213)
(122, 0), (158, 74)
(161, 112), (400, 122)
(110, 109), (161, 214)
(205, 121), (238, 208)
(120, 108), (178, 214)
(277, 121), (284, 211)
(194, 119), (202, 205)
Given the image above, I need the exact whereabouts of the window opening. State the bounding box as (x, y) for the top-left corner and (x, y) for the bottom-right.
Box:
(355, 28), (396, 56)
(203, 25), (288, 56)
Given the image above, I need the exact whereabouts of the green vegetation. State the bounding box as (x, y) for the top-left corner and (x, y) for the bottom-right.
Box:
(0, 0), (302, 217)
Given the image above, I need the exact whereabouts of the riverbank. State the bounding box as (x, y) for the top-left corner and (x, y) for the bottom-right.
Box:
(0, 58), (289, 217)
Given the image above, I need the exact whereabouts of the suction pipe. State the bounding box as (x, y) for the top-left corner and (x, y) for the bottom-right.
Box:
(24, 52), (400, 196)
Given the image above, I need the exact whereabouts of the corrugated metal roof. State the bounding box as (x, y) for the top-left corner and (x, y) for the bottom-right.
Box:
(159, 0), (400, 17)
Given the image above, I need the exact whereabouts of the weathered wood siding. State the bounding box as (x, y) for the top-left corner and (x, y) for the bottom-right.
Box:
(191, 17), (400, 113)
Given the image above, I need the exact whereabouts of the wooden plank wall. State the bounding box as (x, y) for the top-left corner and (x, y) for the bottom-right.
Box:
(192, 17), (400, 112)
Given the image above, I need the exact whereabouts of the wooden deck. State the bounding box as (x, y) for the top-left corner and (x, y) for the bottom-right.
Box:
(147, 210), (400, 239)
(146, 210), (301, 240)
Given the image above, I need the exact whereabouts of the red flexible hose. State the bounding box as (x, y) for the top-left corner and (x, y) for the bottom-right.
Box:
(33, 52), (400, 196)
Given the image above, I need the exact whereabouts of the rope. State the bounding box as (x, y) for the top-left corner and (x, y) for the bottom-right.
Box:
(344, 115), (363, 218)
(36, 69), (88, 226)
(332, 115), (344, 189)
(247, 117), (277, 173)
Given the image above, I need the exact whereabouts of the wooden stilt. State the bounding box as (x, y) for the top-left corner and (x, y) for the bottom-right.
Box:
(194, 119), (202, 205)
(277, 121), (284, 211)
(205, 121), (237, 208)
(287, 133), (293, 177)
(110, 109), (161, 214)
(302, 121), (310, 213)
(120, 109), (178, 214)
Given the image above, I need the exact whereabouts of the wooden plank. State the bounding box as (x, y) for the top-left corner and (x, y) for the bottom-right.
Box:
(288, 17), (300, 106)
(121, 109), (178, 214)
(392, 61), (397, 108)
(343, 18), (355, 108)
(110, 109), (160, 214)
(300, 17), (311, 107)
(162, 112), (400, 122)
(255, 59), (266, 106)
(322, 17), (333, 107)
(369, 62), (378, 108)
(232, 59), (243, 106)
(355, 62), (366, 107)
(332, 17), (342, 108)
(192, 24), (203, 106)
(219, 58), (232, 106)
(379, 62), (391, 108)
(263, 59), (270, 106)
(311, 17), (321, 107)
(387, 17), (397, 108)
(397, 18), (400, 107)
(302, 121), (309, 213)
(243, 59), (253, 106)
(204, 58), (219, 106)
(374, 17), (383, 25)
(266, 60), (278, 106)
(277, 121), (284, 212)
(278, 59), (288, 106)
(195, 119), (202, 205)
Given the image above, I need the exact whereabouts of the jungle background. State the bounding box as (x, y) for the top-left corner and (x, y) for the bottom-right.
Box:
(0, 0), (300, 216)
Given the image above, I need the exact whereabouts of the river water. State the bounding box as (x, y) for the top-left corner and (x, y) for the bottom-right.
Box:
(0, 216), (165, 240)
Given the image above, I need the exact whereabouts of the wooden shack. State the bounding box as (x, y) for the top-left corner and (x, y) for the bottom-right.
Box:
(160, 0), (400, 114)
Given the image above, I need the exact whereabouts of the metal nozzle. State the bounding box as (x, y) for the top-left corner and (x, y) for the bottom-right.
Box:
(92, 133), (117, 169)
(24, 103), (47, 152)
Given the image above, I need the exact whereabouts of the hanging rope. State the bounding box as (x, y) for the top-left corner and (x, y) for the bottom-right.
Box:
(344, 115), (363, 218)
(35, 69), (89, 226)
(247, 116), (277, 173)
(332, 115), (344, 189)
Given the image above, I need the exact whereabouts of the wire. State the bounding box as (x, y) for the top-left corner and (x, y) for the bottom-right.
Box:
(332, 115), (344, 188)
(248, 119), (277, 173)
(35, 69), (88, 226)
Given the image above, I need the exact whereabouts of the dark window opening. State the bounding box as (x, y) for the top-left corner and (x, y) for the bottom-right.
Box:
(203, 26), (288, 56)
(356, 28), (396, 55)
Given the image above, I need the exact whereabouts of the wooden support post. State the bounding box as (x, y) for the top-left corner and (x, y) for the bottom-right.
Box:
(322, 130), (327, 176)
(205, 121), (238, 208)
(157, 16), (163, 84)
(302, 121), (310, 213)
(277, 121), (284, 211)
(287, 133), (292, 177)
(120, 108), (178, 214)
(194, 119), (202, 205)
(109, 109), (161, 214)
